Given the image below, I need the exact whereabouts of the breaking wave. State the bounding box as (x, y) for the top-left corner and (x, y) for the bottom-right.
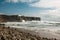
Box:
(3, 21), (60, 32)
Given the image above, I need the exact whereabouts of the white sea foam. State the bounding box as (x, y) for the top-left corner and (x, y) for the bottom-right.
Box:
(4, 21), (60, 33)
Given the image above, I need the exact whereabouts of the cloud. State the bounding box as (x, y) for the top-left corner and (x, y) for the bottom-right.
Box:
(47, 10), (60, 17)
(29, 0), (60, 21)
(5, 0), (39, 3)
(30, 0), (60, 8)
(31, 10), (60, 21)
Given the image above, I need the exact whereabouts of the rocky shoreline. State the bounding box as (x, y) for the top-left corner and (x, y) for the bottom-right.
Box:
(0, 25), (58, 40)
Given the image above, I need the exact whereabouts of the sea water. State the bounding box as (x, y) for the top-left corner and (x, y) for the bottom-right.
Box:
(3, 21), (60, 31)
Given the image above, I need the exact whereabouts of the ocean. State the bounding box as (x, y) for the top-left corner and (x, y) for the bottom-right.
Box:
(3, 21), (60, 32)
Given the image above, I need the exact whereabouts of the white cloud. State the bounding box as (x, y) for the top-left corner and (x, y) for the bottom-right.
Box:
(30, 0), (60, 8)
(47, 10), (60, 17)
(39, 9), (60, 17)
(5, 0), (38, 3)
(31, 10), (60, 21)
(29, 0), (60, 21)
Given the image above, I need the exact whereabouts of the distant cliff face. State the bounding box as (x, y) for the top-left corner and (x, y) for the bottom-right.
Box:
(0, 15), (41, 22)
(0, 15), (7, 22)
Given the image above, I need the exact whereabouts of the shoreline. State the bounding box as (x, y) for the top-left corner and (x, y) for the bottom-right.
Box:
(16, 27), (60, 40)
(0, 24), (60, 40)
(11, 26), (60, 40)
(0, 25), (59, 40)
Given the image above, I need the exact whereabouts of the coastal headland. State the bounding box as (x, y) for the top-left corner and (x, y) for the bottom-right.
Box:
(0, 15), (40, 22)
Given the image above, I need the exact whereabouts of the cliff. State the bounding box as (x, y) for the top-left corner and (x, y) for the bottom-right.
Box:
(0, 15), (41, 22)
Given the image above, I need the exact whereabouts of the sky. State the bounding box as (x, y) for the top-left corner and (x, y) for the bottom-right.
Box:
(0, 0), (60, 21)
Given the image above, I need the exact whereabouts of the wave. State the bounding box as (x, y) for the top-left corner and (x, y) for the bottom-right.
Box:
(2, 20), (60, 28)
